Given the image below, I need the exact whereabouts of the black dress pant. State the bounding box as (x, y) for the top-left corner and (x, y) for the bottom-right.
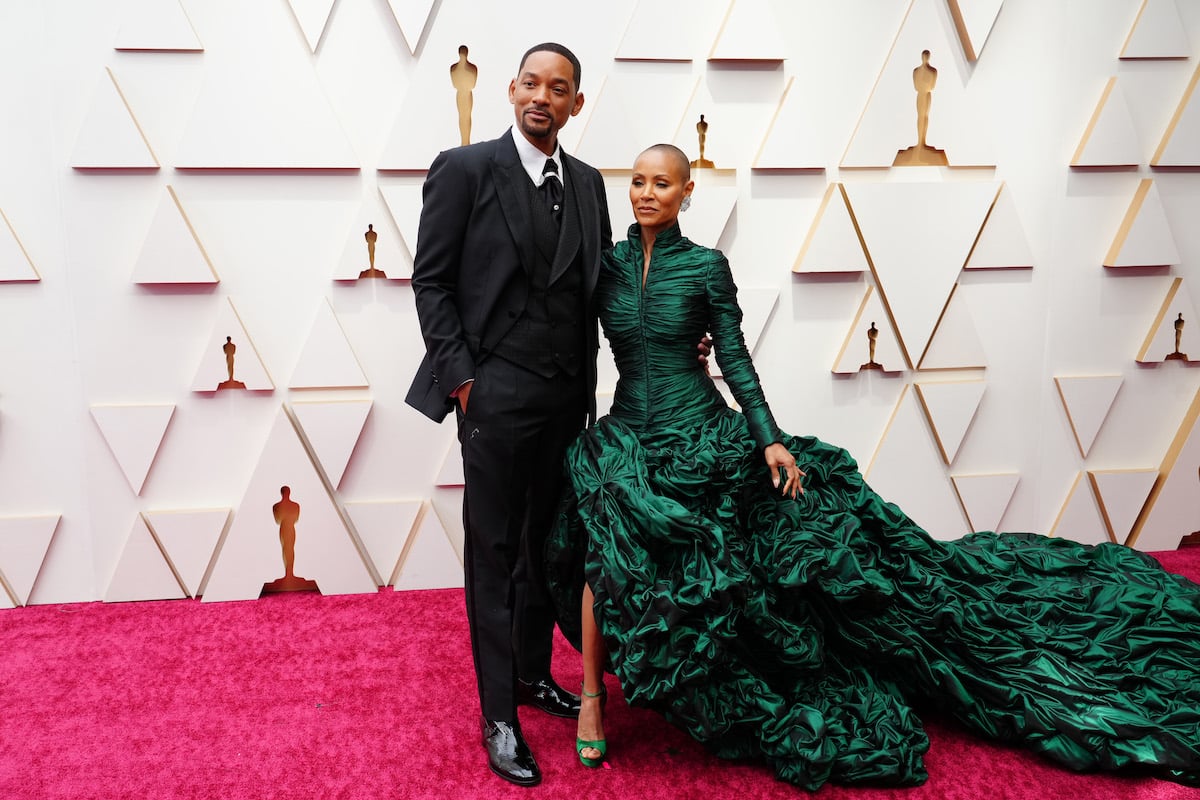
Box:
(457, 356), (586, 721)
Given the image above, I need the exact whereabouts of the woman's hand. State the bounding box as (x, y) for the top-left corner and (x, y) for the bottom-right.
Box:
(765, 443), (804, 499)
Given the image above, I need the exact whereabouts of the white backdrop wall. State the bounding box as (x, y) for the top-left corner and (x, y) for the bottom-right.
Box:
(1, 0), (1198, 606)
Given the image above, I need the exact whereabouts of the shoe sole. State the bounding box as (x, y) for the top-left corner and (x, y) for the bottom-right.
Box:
(488, 763), (541, 787)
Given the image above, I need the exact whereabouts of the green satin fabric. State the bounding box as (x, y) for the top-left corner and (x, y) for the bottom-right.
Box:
(546, 224), (1200, 790)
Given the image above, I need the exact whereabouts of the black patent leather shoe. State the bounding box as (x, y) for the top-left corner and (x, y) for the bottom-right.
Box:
(517, 677), (582, 718)
(480, 717), (541, 787)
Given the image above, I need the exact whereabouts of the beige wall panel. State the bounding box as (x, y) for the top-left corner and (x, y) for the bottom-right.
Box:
(832, 285), (905, 375)
(1071, 78), (1141, 168)
(90, 404), (175, 495)
(865, 386), (971, 540)
(947, 0), (1004, 62)
(171, 2), (357, 168)
(1054, 375), (1124, 459)
(951, 473), (1018, 533)
(131, 186), (218, 284)
(842, 0), (996, 168)
(915, 379), (986, 465)
(1087, 469), (1158, 544)
(1104, 179), (1180, 268)
(1048, 472), (1111, 545)
(1151, 62), (1200, 166)
(288, 299), (370, 389)
(843, 181), (999, 367)
(114, 0), (202, 52)
(103, 515), (187, 602)
(1120, 0), (1191, 59)
(393, 502), (463, 591)
(345, 499), (422, 586)
(69, 68), (158, 169)
(384, 0), (438, 55)
(142, 508), (229, 598)
(201, 406), (374, 601)
(290, 399), (373, 489)
(615, 0), (729, 61)
(287, 0), (336, 53)
(919, 286), (988, 371)
(0, 208), (40, 282)
(964, 183), (1034, 270)
(0, 516), (60, 606)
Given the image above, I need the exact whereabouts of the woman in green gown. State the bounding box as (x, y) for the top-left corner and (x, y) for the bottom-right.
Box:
(546, 144), (1200, 789)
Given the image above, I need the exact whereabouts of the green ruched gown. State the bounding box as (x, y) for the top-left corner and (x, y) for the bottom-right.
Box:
(545, 223), (1200, 790)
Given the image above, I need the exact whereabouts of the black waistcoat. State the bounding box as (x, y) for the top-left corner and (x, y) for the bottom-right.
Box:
(490, 175), (585, 378)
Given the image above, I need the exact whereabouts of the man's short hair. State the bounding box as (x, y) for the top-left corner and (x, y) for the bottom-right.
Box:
(518, 42), (582, 91)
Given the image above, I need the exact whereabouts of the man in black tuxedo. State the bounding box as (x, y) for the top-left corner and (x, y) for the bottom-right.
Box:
(406, 43), (610, 787)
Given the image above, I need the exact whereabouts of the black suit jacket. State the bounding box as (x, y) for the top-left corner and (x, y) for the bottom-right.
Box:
(406, 130), (612, 422)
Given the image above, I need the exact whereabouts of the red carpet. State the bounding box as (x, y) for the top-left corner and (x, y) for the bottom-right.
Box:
(3, 548), (1199, 800)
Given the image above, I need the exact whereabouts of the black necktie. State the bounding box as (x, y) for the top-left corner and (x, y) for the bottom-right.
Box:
(541, 158), (563, 223)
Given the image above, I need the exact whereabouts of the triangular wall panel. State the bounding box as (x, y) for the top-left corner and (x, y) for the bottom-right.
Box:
(290, 399), (373, 489)
(1104, 179), (1180, 268)
(90, 404), (175, 495)
(1054, 375), (1123, 458)
(436, 440), (464, 487)
(1121, 0), (1191, 59)
(202, 407), (374, 602)
(576, 75), (698, 170)
(345, 500), (422, 585)
(172, 3), (357, 170)
(385, 0), (437, 54)
(0, 515), (60, 606)
(191, 298), (274, 392)
(914, 380), (986, 465)
(708, 0), (786, 61)
(114, 0), (203, 51)
(334, 186), (415, 281)
(1136, 277), (1200, 363)
(615, 0), (729, 61)
(842, 0), (996, 168)
(1071, 78), (1141, 168)
(142, 509), (230, 597)
(70, 68), (159, 169)
(947, 0), (1004, 61)
(1152, 62), (1200, 166)
(754, 77), (828, 171)
(919, 285), (988, 370)
(832, 285), (905, 374)
(131, 186), (219, 284)
(1087, 469), (1158, 544)
(0, 209), (40, 282)
(1129, 387), (1200, 551)
(1049, 472), (1110, 545)
(377, 182), (424, 280)
(794, 184), (868, 273)
(865, 385), (970, 540)
(964, 183), (1034, 270)
(393, 503), (463, 591)
(104, 516), (188, 602)
(287, 0), (335, 52)
(843, 181), (998, 367)
(951, 473), (1019, 533)
(289, 300), (369, 389)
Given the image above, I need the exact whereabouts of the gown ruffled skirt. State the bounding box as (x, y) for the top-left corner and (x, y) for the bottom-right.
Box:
(546, 407), (1200, 790)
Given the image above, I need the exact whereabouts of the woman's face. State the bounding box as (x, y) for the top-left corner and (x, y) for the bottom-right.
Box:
(629, 149), (693, 237)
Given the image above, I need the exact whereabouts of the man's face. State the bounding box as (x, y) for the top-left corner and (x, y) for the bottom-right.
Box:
(509, 50), (583, 150)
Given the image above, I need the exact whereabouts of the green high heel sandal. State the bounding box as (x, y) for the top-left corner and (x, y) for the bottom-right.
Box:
(576, 684), (608, 768)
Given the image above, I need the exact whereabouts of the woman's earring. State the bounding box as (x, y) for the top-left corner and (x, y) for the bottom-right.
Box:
(681, 196), (692, 212)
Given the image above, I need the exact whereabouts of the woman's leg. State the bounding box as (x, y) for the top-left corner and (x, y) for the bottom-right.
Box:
(578, 583), (606, 761)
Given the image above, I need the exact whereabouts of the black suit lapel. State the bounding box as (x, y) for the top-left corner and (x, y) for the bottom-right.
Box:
(492, 132), (538, 278)
(549, 159), (585, 283)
